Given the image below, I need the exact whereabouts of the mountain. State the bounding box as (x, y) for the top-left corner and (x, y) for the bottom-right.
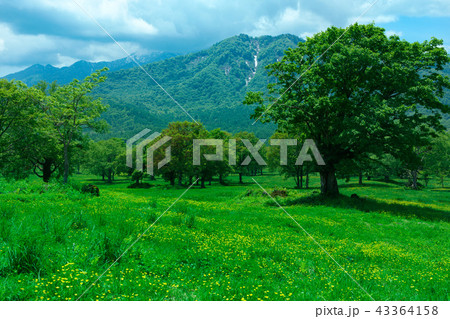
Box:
(3, 51), (180, 86)
(94, 34), (303, 138)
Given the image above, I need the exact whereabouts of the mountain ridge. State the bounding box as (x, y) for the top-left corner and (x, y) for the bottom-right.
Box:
(3, 51), (180, 86)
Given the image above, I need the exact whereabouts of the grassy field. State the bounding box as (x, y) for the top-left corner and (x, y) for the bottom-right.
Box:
(0, 173), (448, 301)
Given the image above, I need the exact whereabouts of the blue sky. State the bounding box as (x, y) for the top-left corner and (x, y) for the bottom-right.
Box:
(0, 0), (449, 77)
(378, 16), (450, 44)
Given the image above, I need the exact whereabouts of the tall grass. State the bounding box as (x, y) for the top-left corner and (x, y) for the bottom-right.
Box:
(0, 174), (448, 301)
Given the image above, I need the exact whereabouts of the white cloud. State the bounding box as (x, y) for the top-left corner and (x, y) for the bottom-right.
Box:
(55, 54), (78, 68)
(355, 15), (398, 25)
(78, 41), (141, 62)
(34, 0), (159, 37)
(0, 24), (57, 64)
(128, 17), (158, 35)
(441, 45), (450, 53)
(248, 3), (329, 37)
(0, 38), (4, 52)
(385, 30), (403, 37)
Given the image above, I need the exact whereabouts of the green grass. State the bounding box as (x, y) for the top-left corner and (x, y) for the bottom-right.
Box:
(0, 174), (448, 301)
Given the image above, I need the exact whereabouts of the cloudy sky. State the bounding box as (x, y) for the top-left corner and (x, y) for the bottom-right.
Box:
(0, 0), (449, 76)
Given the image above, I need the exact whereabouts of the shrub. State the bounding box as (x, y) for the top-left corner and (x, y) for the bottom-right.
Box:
(81, 184), (100, 196)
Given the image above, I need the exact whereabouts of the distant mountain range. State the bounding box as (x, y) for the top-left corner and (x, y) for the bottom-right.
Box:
(3, 51), (180, 86)
(4, 34), (448, 138)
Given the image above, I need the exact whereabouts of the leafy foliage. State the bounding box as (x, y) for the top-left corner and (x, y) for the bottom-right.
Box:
(245, 24), (450, 195)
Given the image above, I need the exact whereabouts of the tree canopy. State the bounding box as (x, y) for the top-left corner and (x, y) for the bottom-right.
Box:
(245, 23), (450, 196)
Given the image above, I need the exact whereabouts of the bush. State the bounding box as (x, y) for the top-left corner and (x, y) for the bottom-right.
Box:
(81, 184), (100, 196)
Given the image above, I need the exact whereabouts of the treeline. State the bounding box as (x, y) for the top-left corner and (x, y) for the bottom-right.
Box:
(82, 122), (267, 188)
(85, 122), (449, 189)
(0, 67), (448, 189)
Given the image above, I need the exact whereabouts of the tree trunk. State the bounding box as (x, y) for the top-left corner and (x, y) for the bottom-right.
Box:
(305, 169), (309, 189)
(384, 175), (389, 182)
(107, 169), (112, 183)
(411, 170), (418, 190)
(178, 173), (183, 186)
(42, 158), (53, 183)
(358, 170), (363, 186)
(200, 177), (205, 189)
(219, 174), (224, 185)
(170, 177), (175, 186)
(239, 173), (243, 184)
(300, 165), (303, 189)
(295, 171), (300, 189)
(63, 143), (70, 183)
(319, 165), (339, 196)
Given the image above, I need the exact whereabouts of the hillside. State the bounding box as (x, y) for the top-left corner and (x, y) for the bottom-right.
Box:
(4, 51), (179, 86)
(93, 34), (302, 138)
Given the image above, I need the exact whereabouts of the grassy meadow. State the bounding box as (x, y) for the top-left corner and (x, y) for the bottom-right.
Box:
(0, 173), (448, 301)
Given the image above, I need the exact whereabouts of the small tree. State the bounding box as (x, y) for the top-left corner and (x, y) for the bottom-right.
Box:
(87, 138), (125, 183)
(232, 131), (263, 184)
(131, 170), (146, 185)
(45, 68), (109, 183)
(424, 132), (450, 187)
(267, 131), (313, 189)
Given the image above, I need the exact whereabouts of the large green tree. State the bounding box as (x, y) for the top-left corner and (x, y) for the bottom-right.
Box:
(44, 68), (109, 183)
(245, 24), (450, 196)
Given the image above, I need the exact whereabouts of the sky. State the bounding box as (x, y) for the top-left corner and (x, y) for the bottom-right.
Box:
(0, 0), (449, 77)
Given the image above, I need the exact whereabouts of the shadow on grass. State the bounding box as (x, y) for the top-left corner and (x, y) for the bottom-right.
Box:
(83, 178), (131, 185)
(339, 182), (396, 189)
(278, 194), (450, 222)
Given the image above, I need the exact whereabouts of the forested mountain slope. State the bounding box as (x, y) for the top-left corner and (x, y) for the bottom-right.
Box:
(94, 34), (302, 138)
